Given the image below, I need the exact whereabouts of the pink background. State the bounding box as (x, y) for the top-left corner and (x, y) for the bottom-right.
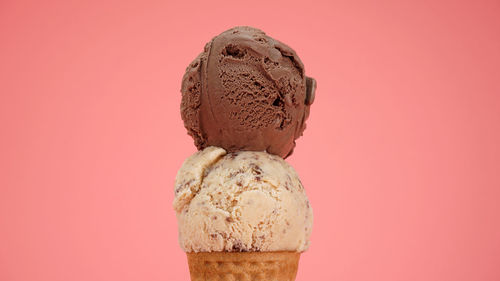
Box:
(1, 0), (499, 280)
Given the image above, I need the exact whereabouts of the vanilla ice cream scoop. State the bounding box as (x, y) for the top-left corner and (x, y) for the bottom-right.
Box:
(173, 147), (313, 253)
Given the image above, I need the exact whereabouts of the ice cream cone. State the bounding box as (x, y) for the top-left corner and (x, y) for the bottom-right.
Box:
(186, 251), (300, 281)
(176, 26), (316, 281)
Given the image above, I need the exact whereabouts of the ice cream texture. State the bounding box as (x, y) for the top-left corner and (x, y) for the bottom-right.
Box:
(181, 26), (316, 158)
(173, 147), (313, 253)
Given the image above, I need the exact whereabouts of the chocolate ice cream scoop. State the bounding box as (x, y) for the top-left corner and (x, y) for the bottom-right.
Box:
(181, 26), (316, 158)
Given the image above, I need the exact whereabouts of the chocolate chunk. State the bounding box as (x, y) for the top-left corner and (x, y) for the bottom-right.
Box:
(229, 169), (245, 178)
(250, 163), (262, 175)
(232, 240), (246, 252)
(305, 76), (316, 105)
(228, 152), (238, 159)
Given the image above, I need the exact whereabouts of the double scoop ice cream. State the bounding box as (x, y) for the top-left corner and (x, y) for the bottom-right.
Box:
(175, 26), (316, 281)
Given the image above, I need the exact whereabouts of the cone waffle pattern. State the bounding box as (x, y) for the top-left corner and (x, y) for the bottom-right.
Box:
(187, 251), (300, 281)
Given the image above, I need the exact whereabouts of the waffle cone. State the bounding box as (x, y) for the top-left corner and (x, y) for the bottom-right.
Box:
(186, 251), (300, 281)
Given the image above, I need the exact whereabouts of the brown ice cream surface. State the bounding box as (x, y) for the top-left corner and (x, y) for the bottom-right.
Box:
(181, 26), (316, 158)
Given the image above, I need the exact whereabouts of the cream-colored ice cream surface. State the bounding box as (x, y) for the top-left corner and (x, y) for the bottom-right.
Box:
(173, 147), (313, 253)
